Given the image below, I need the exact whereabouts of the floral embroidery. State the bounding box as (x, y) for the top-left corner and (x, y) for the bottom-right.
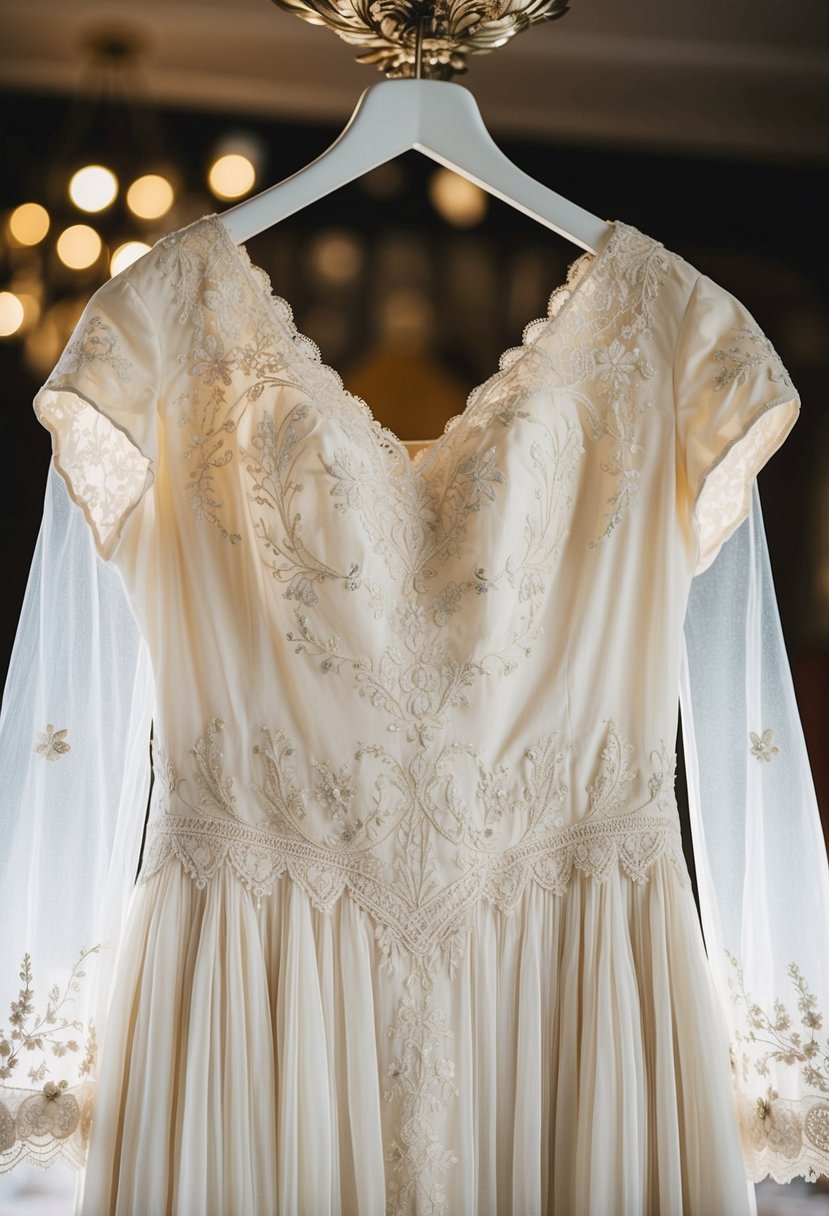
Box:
(34, 724), (71, 762)
(36, 392), (152, 556)
(158, 216), (669, 562)
(385, 994), (459, 1216)
(0, 951), (98, 1086)
(586, 720), (637, 816)
(191, 718), (238, 819)
(726, 954), (829, 1179)
(713, 323), (793, 392)
(727, 957), (827, 1094)
(141, 720), (685, 946)
(59, 314), (133, 383)
(750, 728), (780, 762)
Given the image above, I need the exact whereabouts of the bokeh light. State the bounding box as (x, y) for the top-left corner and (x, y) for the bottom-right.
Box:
(56, 224), (102, 270)
(428, 168), (487, 227)
(8, 202), (50, 246)
(127, 174), (175, 220)
(208, 154), (256, 200)
(310, 232), (363, 286)
(0, 292), (25, 337)
(68, 165), (118, 213)
(110, 241), (152, 277)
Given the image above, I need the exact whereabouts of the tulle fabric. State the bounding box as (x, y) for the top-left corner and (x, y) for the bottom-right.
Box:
(80, 855), (752, 1216)
(681, 484), (829, 1183)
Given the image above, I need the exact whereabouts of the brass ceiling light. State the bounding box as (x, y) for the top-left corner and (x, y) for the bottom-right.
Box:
(270, 0), (570, 79)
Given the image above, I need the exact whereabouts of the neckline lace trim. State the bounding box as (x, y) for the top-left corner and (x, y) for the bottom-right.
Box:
(207, 211), (620, 473)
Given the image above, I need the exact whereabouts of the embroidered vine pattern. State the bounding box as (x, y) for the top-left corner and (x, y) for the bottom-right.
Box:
(727, 956), (828, 1094)
(713, 324), (794, 392)
(385, 993), (459, 1216)
(147, 719), (684, 929)
(152, 719), (241, 825)
(586, 719), (637, 816)
(157, 216), (670, 565)
(0, 950), (98, 1086)
(242, 404), (363, 600)
(321, 441), (506, 595)
(726, 954), (829, 1165)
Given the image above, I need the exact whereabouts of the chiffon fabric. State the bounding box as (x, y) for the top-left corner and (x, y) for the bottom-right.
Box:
(2, 211), (824, 1215)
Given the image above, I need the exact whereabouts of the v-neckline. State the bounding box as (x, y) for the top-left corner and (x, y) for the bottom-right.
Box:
(206, 211), (620, 474)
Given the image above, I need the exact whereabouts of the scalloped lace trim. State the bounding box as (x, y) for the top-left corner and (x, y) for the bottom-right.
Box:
(211, 213), (616, 472)
(141, 810), (688, 956)
(0, 1081), (93, 1175)
(737, 1090), (829, 1184)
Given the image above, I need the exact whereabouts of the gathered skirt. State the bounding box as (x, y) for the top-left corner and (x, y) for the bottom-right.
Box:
(79, 855), (753, 1215)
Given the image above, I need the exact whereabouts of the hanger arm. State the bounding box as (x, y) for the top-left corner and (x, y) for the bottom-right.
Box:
(220, 79), (610, 253)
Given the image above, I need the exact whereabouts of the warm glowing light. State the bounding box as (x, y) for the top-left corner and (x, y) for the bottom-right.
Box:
(8, 203), (50, 246)
(0, 292), (24, 337)
(110, 241), (151, 277)
(127, 174), (174, 220)
(428, 168), (487, 228)
(310, 232), (363, 286)
(10, 288), (41, 331)
(208, 154), (256, 200)
(56, 225), (102, 270)
(69, 165), (118, 213)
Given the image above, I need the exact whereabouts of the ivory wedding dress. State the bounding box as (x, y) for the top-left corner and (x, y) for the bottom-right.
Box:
(1, 212), (827, 1215)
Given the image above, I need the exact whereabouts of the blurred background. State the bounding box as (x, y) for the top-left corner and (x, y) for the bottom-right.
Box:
(0, 0), (827, 1210)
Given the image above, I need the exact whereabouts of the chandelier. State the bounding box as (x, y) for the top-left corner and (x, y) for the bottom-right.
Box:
(0, 31), (263, 377)
(271, 0), (570, 79)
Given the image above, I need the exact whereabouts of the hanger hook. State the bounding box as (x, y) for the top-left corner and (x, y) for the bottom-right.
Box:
(414, 15), (426, 80)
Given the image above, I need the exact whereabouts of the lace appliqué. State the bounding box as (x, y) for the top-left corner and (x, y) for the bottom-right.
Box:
(726, 953), (829, 1182)
(34, 725), (71, 762)
(0, 951), (98, 1173)
(750, 728), (780, 762)
(385, 994), (459, 1216)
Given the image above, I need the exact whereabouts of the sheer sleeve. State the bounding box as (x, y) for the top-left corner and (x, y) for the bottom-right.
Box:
(34, 273), (160, 561)
(0, 275), (158, 1174)
(674, 273), (799, 574)
(681, 483), (829, 1184)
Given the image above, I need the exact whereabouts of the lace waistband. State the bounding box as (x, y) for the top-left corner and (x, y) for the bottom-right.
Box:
(140, 810), (688, 959)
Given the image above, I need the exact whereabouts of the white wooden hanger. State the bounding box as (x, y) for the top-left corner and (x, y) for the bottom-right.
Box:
(219, 78), (610, 254)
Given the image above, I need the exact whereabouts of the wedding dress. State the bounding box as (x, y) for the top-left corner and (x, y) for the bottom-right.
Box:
(1, 212), (827, 1215)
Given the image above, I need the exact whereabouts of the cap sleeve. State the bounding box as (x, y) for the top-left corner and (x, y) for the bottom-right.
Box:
(34, 274), (160, 561)
(674, 273), (799, 573)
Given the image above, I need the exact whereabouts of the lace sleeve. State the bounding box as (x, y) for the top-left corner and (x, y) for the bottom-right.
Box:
(673, 274), (799, 574)
(34, 273), (161, 561)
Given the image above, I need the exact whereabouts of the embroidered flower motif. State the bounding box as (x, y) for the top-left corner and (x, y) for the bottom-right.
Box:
(34, 725), (71, 762)
(594, 339), (642, 392)
(750, 728), (780, 763)
(191, 333), (234, 386)
(396, 603), (427, 645)
(432, 582), (465, 626)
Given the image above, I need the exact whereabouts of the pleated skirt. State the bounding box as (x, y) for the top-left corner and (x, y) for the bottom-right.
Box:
(79, 857), (753, 1215)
